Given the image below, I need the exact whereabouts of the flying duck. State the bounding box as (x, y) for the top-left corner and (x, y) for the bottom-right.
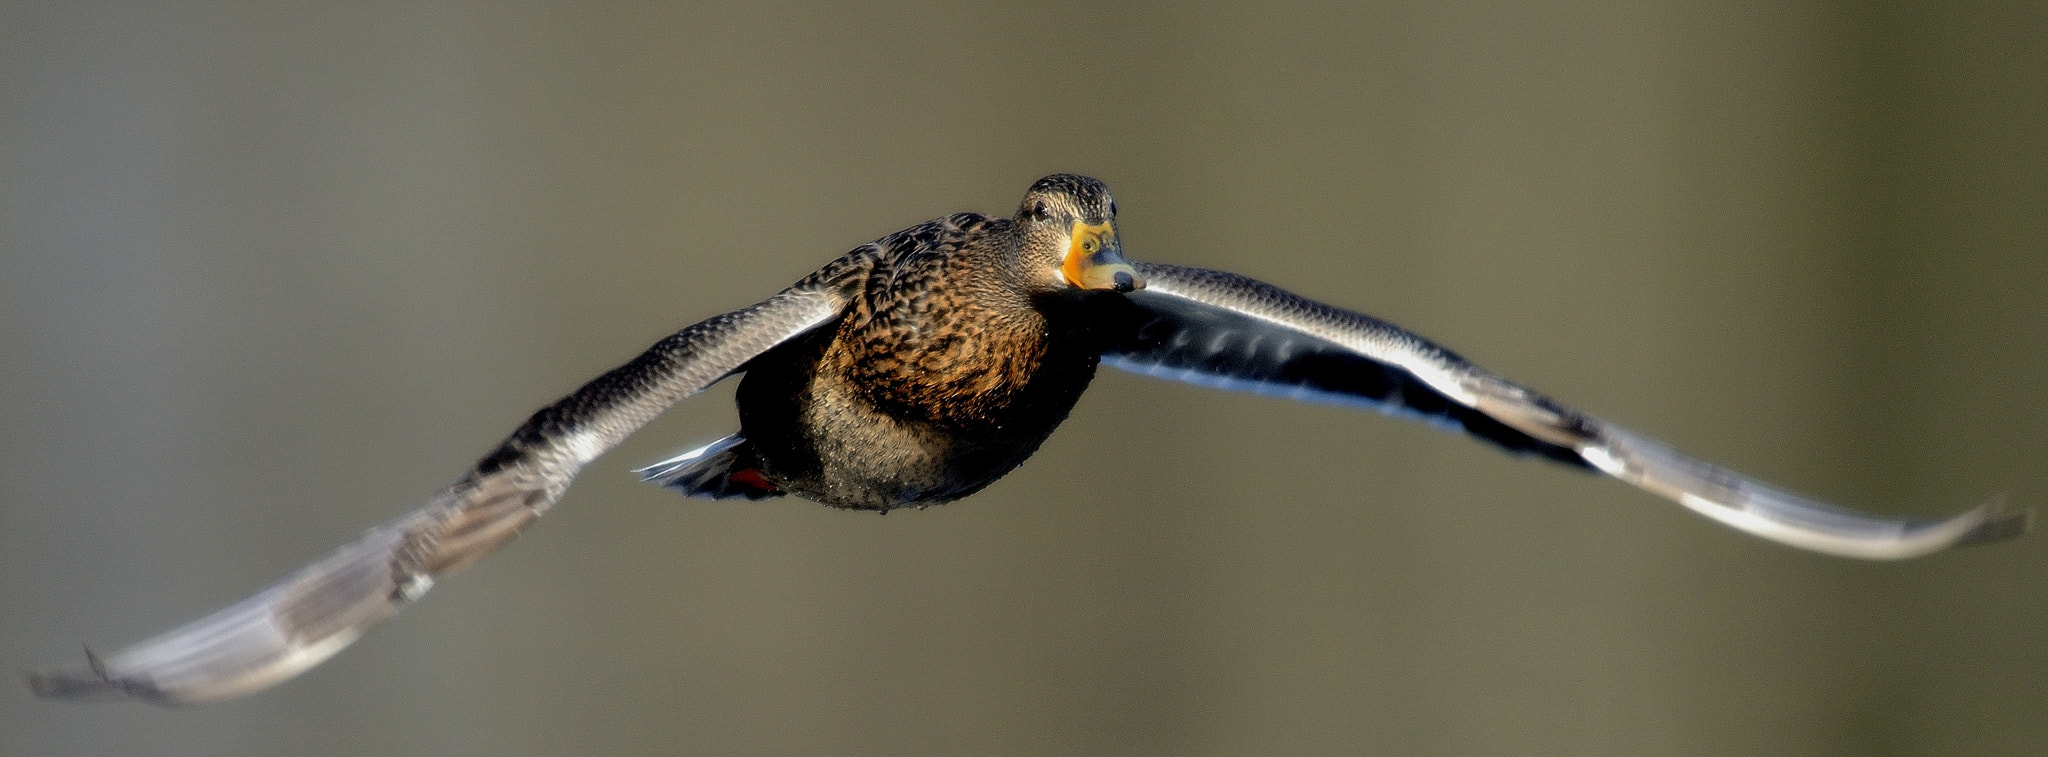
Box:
(28, 174), (2029, 704)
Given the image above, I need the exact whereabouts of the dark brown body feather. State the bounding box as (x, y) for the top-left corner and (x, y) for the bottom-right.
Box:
(736, 212), (1112, 509)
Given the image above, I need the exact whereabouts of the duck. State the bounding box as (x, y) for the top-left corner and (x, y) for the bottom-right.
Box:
(28, 174), (2029, 705)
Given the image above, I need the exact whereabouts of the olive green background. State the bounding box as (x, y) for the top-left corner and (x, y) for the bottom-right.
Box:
(3, 3), (2044, 755)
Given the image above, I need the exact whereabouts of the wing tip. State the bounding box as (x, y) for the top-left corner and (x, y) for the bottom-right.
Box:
(23, 647), (170, 705)
(1957, 496), (2033, 548)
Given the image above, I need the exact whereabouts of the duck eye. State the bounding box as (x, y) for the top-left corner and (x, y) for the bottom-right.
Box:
(1029, 201), (1051, 221)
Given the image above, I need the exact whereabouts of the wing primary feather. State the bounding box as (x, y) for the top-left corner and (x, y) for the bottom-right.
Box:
(1108, 262), (2031, 559)
(27, 290), (842, 704)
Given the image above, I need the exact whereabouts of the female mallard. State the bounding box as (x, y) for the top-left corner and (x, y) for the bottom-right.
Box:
(29, 174), (2028, 704)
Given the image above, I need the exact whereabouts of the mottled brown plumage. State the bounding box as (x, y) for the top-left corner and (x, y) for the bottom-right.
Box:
(735, 204), (1124, 508)
(28, 174), (2026, 706)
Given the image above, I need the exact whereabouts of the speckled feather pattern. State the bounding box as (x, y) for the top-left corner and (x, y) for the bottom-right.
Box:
(734, 212), (1110, 508)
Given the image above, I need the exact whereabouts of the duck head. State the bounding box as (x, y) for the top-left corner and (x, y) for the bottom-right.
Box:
(1014, 174), (1144, 294)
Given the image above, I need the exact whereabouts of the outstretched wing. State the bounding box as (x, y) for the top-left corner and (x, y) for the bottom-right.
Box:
(27, 289), (844, 705)
(1103, 262), (2030, 560)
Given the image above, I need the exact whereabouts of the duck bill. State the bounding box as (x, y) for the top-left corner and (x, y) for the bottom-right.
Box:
(1061, 221), (1144, 292)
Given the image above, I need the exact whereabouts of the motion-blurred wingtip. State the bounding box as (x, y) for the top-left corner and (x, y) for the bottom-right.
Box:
(1961, 495), (2033, 547)
(23, 651), (165, 704)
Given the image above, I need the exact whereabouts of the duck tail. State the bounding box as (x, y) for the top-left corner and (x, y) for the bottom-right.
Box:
(635, 433), (784, 500)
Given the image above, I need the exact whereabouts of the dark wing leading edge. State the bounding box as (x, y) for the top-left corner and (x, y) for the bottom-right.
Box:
(1103, 262), (2030, 560)
(27, 288), (844, 705)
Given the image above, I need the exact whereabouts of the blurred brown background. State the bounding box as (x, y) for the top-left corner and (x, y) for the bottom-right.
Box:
(3, 2), (2044, 755)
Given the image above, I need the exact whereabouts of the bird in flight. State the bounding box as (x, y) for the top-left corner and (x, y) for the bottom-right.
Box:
(28, 174), (2028, 705)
